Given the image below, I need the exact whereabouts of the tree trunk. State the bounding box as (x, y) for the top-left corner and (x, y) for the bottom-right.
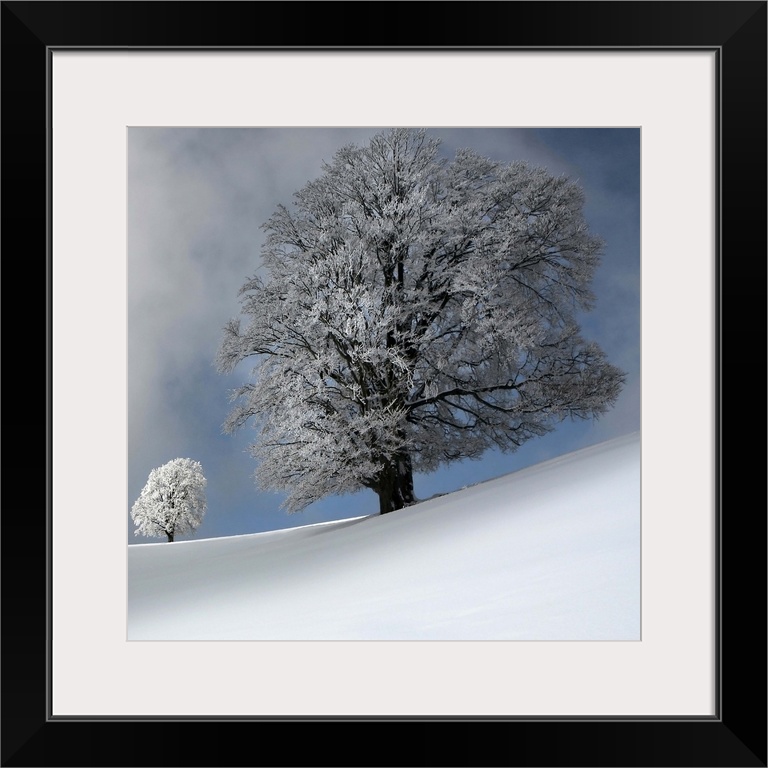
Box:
(375, 452), (416, 514)
(166, 531), (174, 543)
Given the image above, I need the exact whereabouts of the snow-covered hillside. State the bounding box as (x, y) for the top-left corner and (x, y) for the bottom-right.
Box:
(128, 432), (640, 641)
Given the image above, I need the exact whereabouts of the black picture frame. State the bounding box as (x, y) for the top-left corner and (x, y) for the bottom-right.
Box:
(4, 2), (765, 765)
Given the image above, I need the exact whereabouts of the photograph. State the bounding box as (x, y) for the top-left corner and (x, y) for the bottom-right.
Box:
(4, 0), (762, 762)
(126, 126), (641, 641)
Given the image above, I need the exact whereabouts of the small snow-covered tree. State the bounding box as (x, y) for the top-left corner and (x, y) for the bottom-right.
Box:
(217, 128), (625, 515)
(131, 458), (207, 542)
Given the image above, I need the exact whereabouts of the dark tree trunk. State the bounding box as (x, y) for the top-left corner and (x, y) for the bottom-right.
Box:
(375, 452), (416, 514)
(166, 531), (174, 543)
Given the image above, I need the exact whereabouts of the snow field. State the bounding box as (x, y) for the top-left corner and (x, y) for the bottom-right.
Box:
(128, 432), (640, 641)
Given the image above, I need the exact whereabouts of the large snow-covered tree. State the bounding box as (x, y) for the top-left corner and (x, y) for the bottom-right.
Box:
(131, 458), (207, 542)
(217, 129), (625, 515)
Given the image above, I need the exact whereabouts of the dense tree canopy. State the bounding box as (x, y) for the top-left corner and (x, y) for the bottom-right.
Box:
(131, 458), (207, 542)
(217, 129), (624, 514)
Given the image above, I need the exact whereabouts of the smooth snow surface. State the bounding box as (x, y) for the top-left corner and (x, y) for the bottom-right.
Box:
(128, 432), (640, 640)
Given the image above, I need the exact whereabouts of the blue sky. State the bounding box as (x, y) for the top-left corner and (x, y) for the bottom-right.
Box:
(127, 127), (640, 542)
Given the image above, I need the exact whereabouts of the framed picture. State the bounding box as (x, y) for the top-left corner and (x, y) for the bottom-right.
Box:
(7, 1), (764, 765)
